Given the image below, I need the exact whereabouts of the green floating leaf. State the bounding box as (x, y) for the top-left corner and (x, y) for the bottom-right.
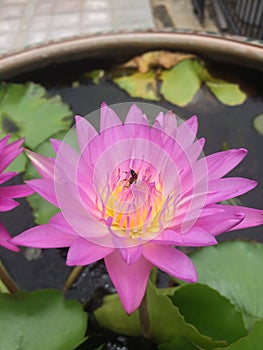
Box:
(113, 70), (160, 101)
(0, 289), (87, 350)
(25, 129), (78, 224)
(158, 336), (200, 350)
(160, 60), (201, 106)
(205, 81), (246, 106)
(95, 281), (226, 348)
(171, 284), (247, 343)
(0, 279), (8, 293)
(253, 114), (263, 135)
(84, 69), (105, 85)
(0, 82), (73, 172)
(160, 59), (246, 107)
(215, 320), (263, 350)
(191, 241), (263, 330)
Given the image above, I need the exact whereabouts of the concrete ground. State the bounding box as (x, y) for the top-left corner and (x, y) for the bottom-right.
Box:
(0, 0), (218, 56)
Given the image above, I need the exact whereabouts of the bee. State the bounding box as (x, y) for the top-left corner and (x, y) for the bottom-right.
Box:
(123, 169), (138, 187)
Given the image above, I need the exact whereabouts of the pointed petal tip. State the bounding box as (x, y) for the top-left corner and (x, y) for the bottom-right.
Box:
(101, 102), (108, 108)
(74, 115), (84, 123)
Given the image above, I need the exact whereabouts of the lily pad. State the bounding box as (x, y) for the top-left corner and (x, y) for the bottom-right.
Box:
(84, 69), (105, 84)
(0, 289), (87, 350)
(191, 241), (263, 330)
(171, 283), (247, 343)
(160, 59), (246, 107)
(0, 82), (73, 172)
(253, 114), (263, 135)
(95, 281), (226, 348)
(215, 320), (263, 350)
(113, 70), (160, 101)
(121, 50), (195, 73)
(160, 60), (201, 106)
(205, 81), (246, 106)
(158, 336), (200, 350)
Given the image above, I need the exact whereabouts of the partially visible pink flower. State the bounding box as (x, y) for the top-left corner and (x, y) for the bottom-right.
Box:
(12, 103), (263, 313)
(0, 135), (34, 251)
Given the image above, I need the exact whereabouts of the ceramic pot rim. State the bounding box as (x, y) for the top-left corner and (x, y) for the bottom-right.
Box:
(0, 31), (262, 79)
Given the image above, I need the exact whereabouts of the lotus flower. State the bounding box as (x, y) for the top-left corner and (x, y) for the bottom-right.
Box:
(0, 135), (33, 251)
(12, 104), (263, 313)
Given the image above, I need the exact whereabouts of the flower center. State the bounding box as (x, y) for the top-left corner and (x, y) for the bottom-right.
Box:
(97, 161), (175, 241)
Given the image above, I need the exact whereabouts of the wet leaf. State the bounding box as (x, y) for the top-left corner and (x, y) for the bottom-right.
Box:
(215, 320), (263, 350)
(253, 114), (263, 135)
(0, 289), (87, 350)
(84, 69), (105, 84)
(0, 82), (73, 172)
(191, 241), (263, 330)
(206, 81), (246, 106)
(94, 281), (226, 348)
(160, 60), (201, 106)
(158, 336), (200, 350)
(171, 284), (247, 343)
(113, 70), (160, 101)
(160, 59), (246, 107)
(122, 50), (195, 73)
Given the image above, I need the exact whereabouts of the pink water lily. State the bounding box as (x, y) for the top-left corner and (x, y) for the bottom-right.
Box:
(12, 104), (263, 313)
(0, 135), (34, 251)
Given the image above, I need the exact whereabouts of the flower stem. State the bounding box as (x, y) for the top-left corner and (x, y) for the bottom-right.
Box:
(138, 292), (151, 339)
(63, 265), (84, 291)
(0, 261), (19, 293)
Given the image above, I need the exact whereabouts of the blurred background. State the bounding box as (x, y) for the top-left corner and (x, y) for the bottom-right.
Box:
(0, 0), (262, 55)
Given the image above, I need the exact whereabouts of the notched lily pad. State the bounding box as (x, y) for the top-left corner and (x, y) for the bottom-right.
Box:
(191, 241), (263, 330)
(121, 50), (195, 73)
(84, 69), (105, 85)
(160, 59), (246, 106)
(215, 320), (263, 350)
(113, 52), (246, 107)
(113, 70), (160, 101)
(95, 281), (226, 348)
(171, 283), (247, 343)
(0, 289), (87, 350)
(253, 114), (263, 135)
(160, 60), (201, 106)
(0, 82), (73, 172)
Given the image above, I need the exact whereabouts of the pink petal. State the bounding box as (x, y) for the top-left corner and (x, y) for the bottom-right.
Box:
(125, 104), (148, 125)
(66, 237), (114, 265)
(213, 204), (263, 231)
(207, 178), (257, 204)
(105, 250), (153, 314)
(50, 138), (63, 154)
(194, 210), (244, 236)
(153, 110), (178, 135)
(49, 212), (78, 236)
(0, 197), (19, 211)
(11, 224), (76, 248)
(205, 148), (248, 180)
(153, 227), (217, 246)
(25, 149), (54, 179)
(0, 222), (19, 252)
(0, 139), (24, 172)
(0, 135), (10, 154)
(119, 245), (143, 264)
(26, 179), (58, 206)
(143, 243), (197, 282)
(100, 103), (122, 132)
(0, 184), (34, 198)
(75, 115), (97, 152)
(175, 115), (198, 149)
(0, 172), (17, 184)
